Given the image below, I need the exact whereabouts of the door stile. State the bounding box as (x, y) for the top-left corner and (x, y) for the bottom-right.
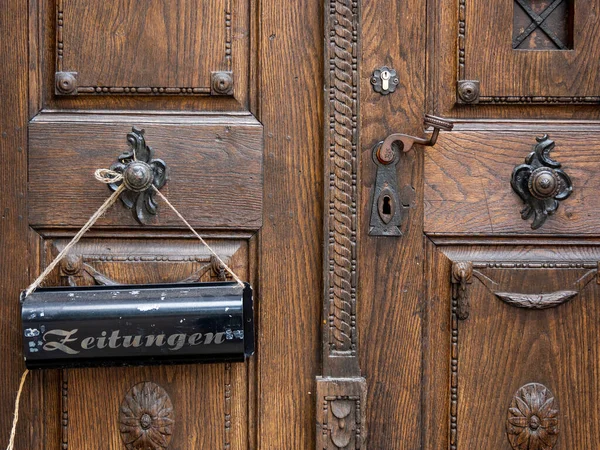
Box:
(316, 0), (368, 449)
(0, 0), (29, 447)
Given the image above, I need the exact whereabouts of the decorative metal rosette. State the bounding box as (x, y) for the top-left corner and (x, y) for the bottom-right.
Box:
(109, 127), (168, 224)
(119, 382), (174, 450)
(511, 135), (572, 230)
(506, 383), (559, 450)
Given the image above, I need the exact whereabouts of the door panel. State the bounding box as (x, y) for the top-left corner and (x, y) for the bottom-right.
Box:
(424, 127), (599, 235)
(29, 115), (263, 229)
(426, 244), (600, 449)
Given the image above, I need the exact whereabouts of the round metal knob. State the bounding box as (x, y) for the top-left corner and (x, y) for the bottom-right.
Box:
(123, 161), (154, 192)
(528, 167), (560, 199)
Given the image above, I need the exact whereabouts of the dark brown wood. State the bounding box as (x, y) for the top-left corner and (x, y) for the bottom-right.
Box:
(42, 237), (249, 449)
(55, 0), (246, 97)
(29, 115), (263, 230)
(256, 0), (323, 448)
(429, 0), (600, 119)
(0, 0), (29, 447)
(358, 0), (427, 447)
(6, 0), (600, 447)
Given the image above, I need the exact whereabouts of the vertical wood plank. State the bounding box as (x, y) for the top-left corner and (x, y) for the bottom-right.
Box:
(257, 0), (323, 447)
(358, 0), (426, 447)
(0, 0), (29, 447)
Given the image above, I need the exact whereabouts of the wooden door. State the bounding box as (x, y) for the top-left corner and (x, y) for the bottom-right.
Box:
(2, 0), (600, 449)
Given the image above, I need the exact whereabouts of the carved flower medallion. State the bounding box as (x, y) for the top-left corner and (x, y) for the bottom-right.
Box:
(119, 382), (174, 450)
(506, 383), (559, 450)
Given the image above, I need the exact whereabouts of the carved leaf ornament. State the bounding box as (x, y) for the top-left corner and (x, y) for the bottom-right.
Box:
(506, 383), (559, 450)
(119, 382), (174, 450)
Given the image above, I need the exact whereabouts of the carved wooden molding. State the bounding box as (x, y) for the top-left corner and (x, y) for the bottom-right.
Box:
(318, 0), (366, 448)
(495, 291), (578, 310)
(119, 382), (174, 450)
(451, 261), (473, 320)
(62, 369), (69, 449)
(506, 383), (559, 450)
(324, 0), (360, 362)
(55, 0), (233, 96)
(53, 253), (230, 287)
(456, 0), (599, 105)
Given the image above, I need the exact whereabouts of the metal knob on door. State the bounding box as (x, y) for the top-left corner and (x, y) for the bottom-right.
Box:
(369, 115), (453, 236)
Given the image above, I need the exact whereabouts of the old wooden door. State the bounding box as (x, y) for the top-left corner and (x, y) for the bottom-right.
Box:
(2, 0), (600, 449)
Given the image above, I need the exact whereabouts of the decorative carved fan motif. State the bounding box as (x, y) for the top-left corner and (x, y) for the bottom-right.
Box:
(119, 382), (174, 450)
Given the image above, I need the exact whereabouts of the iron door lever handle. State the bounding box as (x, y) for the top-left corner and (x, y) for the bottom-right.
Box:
(375, 114), (454, 165)
(369, 115), (453, 236)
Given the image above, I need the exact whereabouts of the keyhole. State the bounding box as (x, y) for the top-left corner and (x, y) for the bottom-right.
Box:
(377, 188), (396, 225)
(382, 196), (391, 215)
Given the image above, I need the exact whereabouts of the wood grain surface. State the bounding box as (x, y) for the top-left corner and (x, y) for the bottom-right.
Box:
(60, 0), (236, 90)
(359, 0), (427, 446)
(29, 115), (263, 230)
(467, 1), (599, 98)
(425, 131), (600, 235)
(0, 0), (29, 448)
(256, 0), (323, 448)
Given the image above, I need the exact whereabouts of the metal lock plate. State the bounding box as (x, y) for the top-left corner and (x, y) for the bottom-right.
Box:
(371, 66), (399, 95)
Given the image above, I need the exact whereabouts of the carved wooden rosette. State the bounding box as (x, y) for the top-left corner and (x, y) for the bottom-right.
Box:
(119, 382), (174, 450)
(318, 0), (367, 448)
(506, 383), (559, 450)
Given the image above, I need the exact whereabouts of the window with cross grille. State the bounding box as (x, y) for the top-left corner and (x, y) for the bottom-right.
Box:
(513, 0), (573, 50)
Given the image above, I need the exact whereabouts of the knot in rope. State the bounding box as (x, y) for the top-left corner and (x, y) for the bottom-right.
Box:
(94, 168), (123, 184)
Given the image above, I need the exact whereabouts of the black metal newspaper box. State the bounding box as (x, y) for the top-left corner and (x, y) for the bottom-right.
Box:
(21, 281), (254, 369)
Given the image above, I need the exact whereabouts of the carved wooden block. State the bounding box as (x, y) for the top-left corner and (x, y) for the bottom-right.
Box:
(430, 245), (600, 449)
(119, 382), (174, 450)
(316, 377), (367, 450)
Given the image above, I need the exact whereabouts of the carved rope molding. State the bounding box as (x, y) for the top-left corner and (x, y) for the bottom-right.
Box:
(327, 0), (358, 358)
(317, 0), (367, 449)
(455, 0), (600, 104)
(55, 0), (232, 95)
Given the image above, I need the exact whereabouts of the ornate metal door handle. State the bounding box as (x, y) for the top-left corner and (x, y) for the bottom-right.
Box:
(510, 135), (573, 230)
(369, 115), (453, 236)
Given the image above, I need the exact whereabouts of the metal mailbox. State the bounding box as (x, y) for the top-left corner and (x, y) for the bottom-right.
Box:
(21, 281), (254, 369)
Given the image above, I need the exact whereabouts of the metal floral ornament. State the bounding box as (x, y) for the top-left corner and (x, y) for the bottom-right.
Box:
(511, 135), (572, 230)
(108, 127), (168, 224)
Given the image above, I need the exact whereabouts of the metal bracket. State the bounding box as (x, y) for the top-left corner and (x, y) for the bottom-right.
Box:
(457, 80), (480, 104)
(106, 127), (168, 225)
(369, 143), (404, 236)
